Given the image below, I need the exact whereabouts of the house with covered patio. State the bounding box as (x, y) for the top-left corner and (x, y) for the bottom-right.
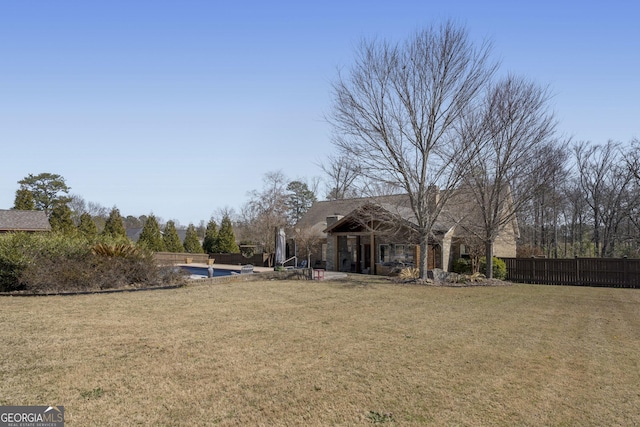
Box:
(295, 191), (518, 275)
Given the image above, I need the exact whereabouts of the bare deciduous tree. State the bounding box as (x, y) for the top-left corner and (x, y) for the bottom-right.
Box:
(560, 179), (592, 257)
(294, 225), (323, 267)
(625, 138), (640, 181)
(320, 154), (362, 200)
(68, 195), (109, 230)
(458, 75), (560, 277)
(328, 21), (497, 278)
(241, 171), (289, 254)
(575, 141), (640, 257)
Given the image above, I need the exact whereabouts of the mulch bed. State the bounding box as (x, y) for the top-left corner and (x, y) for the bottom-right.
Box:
(391, 277), (513, 287)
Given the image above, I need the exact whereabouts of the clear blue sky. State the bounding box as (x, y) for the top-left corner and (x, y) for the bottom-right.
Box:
(1, 0), (638, 226)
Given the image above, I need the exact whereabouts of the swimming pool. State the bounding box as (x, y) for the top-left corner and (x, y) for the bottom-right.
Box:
(179, 266), (240, 278)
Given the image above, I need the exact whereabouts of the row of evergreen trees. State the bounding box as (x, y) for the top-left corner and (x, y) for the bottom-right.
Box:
(135, 214), (238, 254)
(50, 205), (239, 254)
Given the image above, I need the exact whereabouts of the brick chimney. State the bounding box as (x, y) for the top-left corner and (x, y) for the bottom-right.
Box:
(326, 214), (344, 228)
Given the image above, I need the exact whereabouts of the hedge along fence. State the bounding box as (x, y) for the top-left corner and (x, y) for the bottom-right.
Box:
(502, 257), (640, 288)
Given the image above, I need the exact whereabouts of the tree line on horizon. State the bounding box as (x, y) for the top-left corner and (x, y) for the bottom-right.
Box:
(10, 137), (640, 263)
(9, 171), (317, 256)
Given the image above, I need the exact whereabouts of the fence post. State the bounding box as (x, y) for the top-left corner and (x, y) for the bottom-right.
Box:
(531, 257), (535, 284)
(575, 256), (580, 286)
(623, 256), (628, 288)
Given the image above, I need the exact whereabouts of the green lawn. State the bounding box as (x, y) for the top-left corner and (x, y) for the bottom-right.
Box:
(1, 277), (639, 425)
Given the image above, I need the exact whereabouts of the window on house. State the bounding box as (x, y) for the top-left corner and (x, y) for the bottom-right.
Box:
(348, 239), (357, 261)
(404, 246), (415, 264)
(379, 244), (390, 263)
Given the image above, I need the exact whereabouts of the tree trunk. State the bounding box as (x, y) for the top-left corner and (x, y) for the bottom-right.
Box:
(485, 240), (494, 278)
(419, 234), (429, 280)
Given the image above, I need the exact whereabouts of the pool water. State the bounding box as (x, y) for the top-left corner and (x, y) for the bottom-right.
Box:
(180, 266), (240, 278)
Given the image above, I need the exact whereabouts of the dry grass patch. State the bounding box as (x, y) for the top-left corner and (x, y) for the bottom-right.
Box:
(1, 278), (639, 425)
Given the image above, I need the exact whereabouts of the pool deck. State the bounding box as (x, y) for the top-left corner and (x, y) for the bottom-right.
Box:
(177, 263), (273, 273)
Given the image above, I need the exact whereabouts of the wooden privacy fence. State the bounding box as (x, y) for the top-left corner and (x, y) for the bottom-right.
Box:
(502, 257), (640, 288)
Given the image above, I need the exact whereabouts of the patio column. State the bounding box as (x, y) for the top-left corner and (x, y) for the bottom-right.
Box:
(370, 231), (375, 275)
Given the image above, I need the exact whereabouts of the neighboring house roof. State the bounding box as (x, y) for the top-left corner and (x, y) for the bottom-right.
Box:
(126, 228), (143, 242)
(0, 210), (51, 232)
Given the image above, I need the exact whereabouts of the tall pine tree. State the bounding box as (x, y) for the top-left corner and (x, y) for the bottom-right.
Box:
(202, 218), (218, 253)
(49, 204), (76, 234)
(138, 214), (165, 252)
(13, 189), (35, 210)
(286, 181), (316, 225)
(183, 224), (204, 253)
(78, 212), (98, 239)
(163, 220), (184, 253)
(217, 214), (239, 253)
(17, 172), (71, 215)
(102, 207), (127, 239)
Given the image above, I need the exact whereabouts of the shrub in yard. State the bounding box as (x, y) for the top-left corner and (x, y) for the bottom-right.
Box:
(0, 233), (32, 291)
(88, 242), (182, 290)
(452, 258), (472, 274)
(0, 232), (91, 292)
(0, 232), (184, 293)
(20, 254), (94, 292)
(479, 256), (507, 280)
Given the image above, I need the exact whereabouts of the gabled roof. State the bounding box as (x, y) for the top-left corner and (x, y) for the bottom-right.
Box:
(0, 210), (51, 232)
(323, 201), (417, 233)
(298, 193), (457, 237)
(295, 194), (410, 235)
(296, 186), (520, 240)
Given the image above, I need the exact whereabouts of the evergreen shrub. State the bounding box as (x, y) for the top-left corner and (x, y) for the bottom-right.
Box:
(479, 256), (507, 280)
(452, 258), (472, 274)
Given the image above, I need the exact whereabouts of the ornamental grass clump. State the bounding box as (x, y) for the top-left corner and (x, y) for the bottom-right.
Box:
(91, 242), (145, 259)
(398, 267), (420, 280)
